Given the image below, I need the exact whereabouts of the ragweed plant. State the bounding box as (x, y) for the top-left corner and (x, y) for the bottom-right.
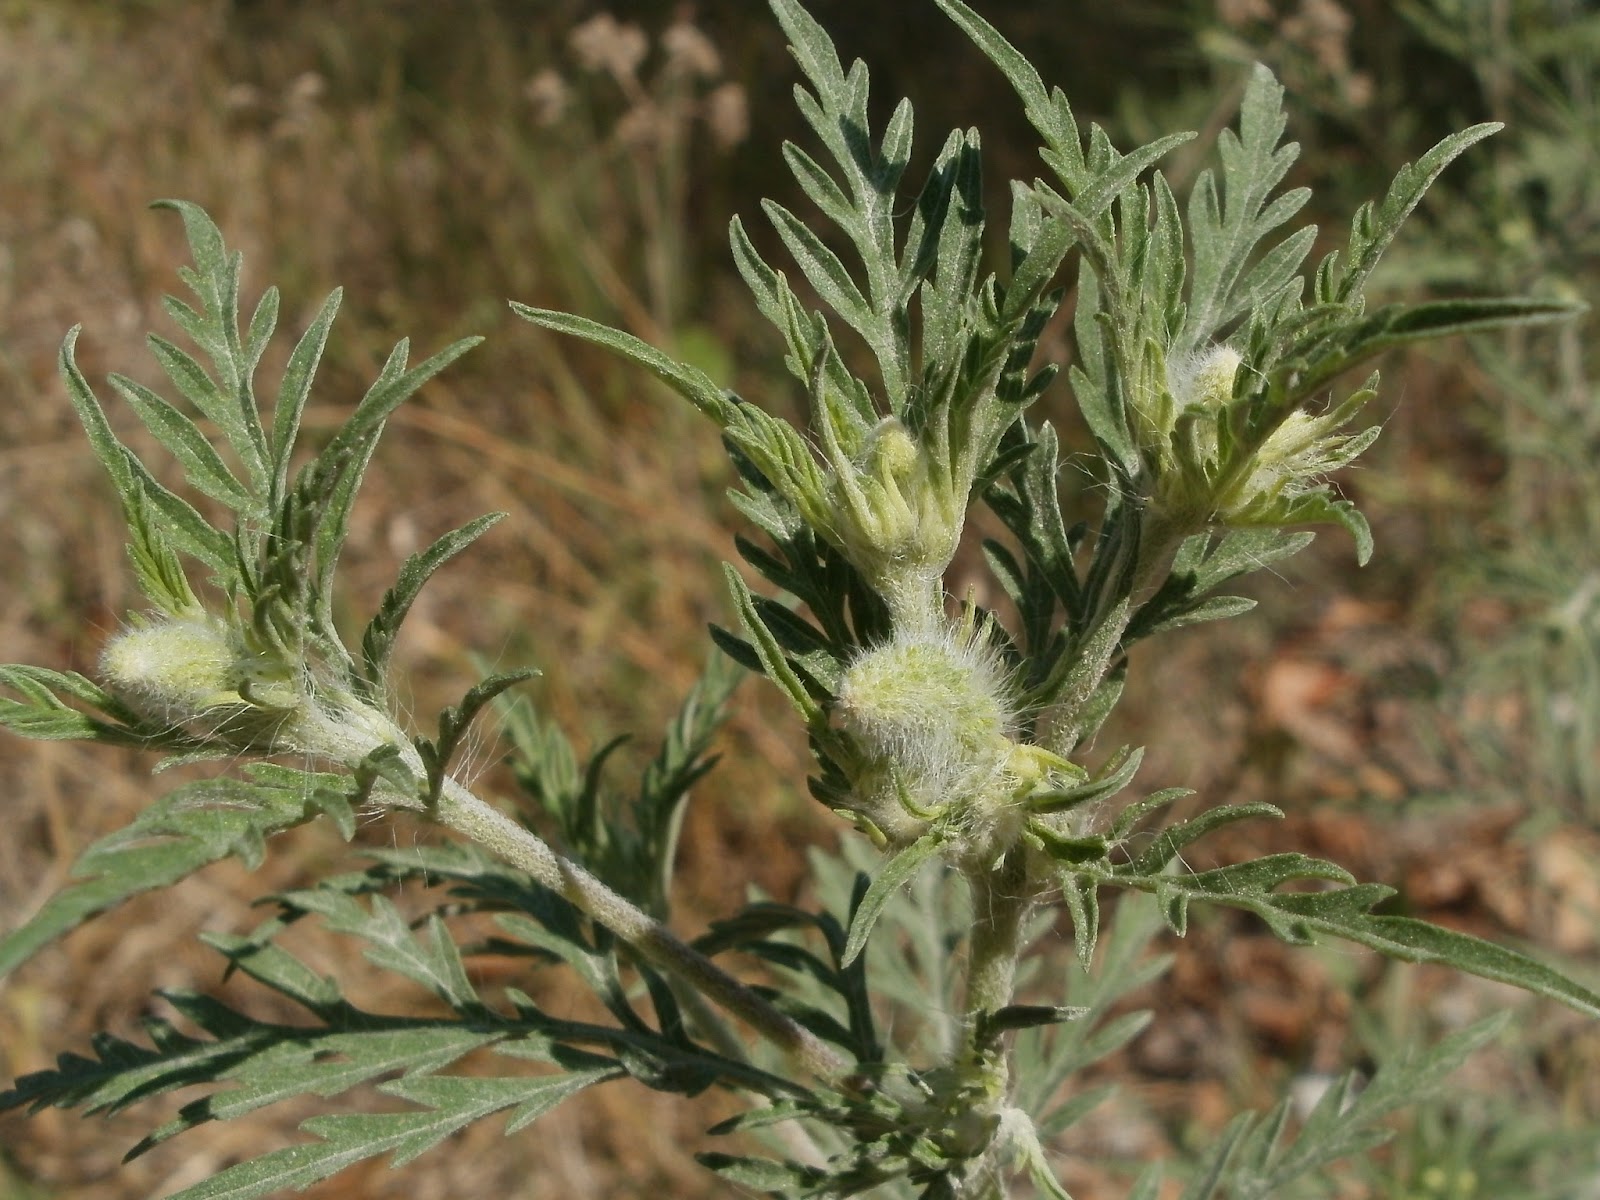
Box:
(1, 3), (1596, 1198)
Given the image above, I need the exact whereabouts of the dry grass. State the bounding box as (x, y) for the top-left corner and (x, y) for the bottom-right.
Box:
(3, 3), (1597, 1198)
(0, 4), (818, 1196)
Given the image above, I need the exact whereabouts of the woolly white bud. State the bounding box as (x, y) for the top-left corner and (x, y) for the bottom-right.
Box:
(1167, 343), (1242, 413)
(100, 616), (304, 751)
(835, 623), (1020, 851)
(825, 418), (961, 629)
(101, 617), (243, 719)
(100, 611), (418, 769)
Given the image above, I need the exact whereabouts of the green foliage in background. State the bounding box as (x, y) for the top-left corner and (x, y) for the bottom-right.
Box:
(1, 2), (1594, 1197)
(1394, 0), (1600, 821)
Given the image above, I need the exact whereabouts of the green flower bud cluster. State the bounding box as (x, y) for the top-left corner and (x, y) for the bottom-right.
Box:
(823, 417), (963, 629)
(100, 612), (402, 763)
(1212, 399), (1382, 523)
(834, 620), (1073, 865)
(1135, 341), (1381, 542)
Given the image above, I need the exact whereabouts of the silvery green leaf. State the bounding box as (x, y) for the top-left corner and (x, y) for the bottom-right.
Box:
(768, 0), (914, 404)
(841, 830), (946, 967)
(932, 0), (1088, 193)
(1025, 1156), (1075, 1200)
(1111, 786), (1196, 841)
(1028, 744), (1142, 816)
(150, 199), (270, 485)
(1060, 869), (1100, 971)
(58, 329), (234, 577)
(202, 928), (347, 1016)
(0, 767), (355, 979)
(162, 1068), (616, 1200)
(749, 595), (843, 681)
(360, 512), (508, 690)
(144, 333), (261, 479)
(763, 198), (886, 369)
(426, 667), (541, 789)
(1126, 801), (1284, 876)
(1181, 1016), (1509, 1199)
(1028, 824), (1109, 866)
(1101, 854), (1600, 1019)
(725, 564), (825, 723)
(1130, 593), (1258, 639)
(1231, 488), (1374, 566)
(510, 305), (734, 423)
(1180, 65), (1305, 355)
(975, 1004), (1089, 1043)
(107, 372), (253, 510)
(1284, 296), (1583, 406)
(1067, 264), (1139, 476)
(730, 218), (866, 422)
(271, 287), (341, 502)
(919, 131), (986, 372)
(0, 665), (145, 746)
(1318, 123), (1503, 305)
(306, 334), (481, 612)
(257, 892), (484, 1011)
(699, 1151), (825, 1193)
(123, 480), (204, 614)
(1012, 892), (1169, 1127)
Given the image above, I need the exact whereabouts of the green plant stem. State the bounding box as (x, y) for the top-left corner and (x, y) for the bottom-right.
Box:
(426, 773), (852, 1084)
(953, 851), (1037, 1200)
(883, 568), (946, 634)
(1035, 521), (1179, 756)
(962, 847), (1034, 1048)
(1131, 507), (1195, 602)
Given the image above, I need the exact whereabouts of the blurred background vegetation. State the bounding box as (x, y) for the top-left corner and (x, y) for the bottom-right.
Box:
(0, 0), (1597, 1196)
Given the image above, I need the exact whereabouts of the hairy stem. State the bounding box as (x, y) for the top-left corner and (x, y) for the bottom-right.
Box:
(951, 851), (1038, 1200)
(1130, 507), (1195, 603)
(427, 773), (851, 1083)
(963, 848), (1035, 1028)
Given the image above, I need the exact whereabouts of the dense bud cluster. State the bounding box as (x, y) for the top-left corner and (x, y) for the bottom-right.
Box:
(834, 622), (1067, 865)
(99, 612), (403, 764)
(826, 417), (963, 629)
(100, 616), (300, 750)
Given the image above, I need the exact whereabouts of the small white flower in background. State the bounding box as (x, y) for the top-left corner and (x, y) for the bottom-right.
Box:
(524, 68), (570, 126)
(662, 20), (722, 79)
(704, 82), (749, 149)
(569, 13), (649, 85)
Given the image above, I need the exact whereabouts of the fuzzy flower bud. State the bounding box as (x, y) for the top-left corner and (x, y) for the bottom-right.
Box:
(101, 617), (239, 714)
(99, 613), (403, 763)
(1142, 341), (1381, 559)
(1168, 343), (1242, 414)
(1215, 403), (1381, 522)
(1127, 341), (1242, 466)
(100, 616), (300, 750)
(826, 418), (961, 629)
(1146, 343), (1242, 471)
(835, 622), (1038, 860)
